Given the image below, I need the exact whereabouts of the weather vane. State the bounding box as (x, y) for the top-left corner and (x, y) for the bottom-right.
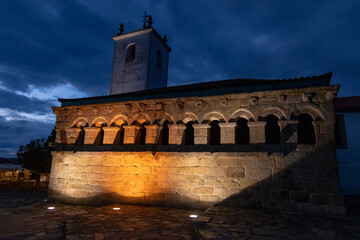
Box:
(143, 11), (153, 28)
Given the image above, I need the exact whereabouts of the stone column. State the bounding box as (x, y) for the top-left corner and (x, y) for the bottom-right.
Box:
(247, 121), (266, 144)
(123, 125), (141, 144)
(84, 127), (101, 145)
(65, 127), (82, 145)
(103, 126), (120, 144)
(193, 124), (210, 144)
(168, 124), (186, 144)
(219, 122), (236, 144)
(278, 120), (299, 143)
(145, 124), (159, 144)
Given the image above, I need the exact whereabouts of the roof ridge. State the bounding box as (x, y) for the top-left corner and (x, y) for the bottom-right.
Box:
(58, 72), (332, 102)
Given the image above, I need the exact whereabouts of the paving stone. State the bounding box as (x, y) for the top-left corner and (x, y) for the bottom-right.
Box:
(1, 190), (360, 240)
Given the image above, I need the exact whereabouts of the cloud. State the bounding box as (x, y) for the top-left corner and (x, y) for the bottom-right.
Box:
(0, 108), (55, 123)
(14, 83), (87, 101)
(0, 80), (87, 102)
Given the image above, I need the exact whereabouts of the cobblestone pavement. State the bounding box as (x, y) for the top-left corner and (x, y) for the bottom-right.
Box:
(193, 206), (360, 240)
(0, 190), (199, 239)
(0, 190), (360, 240)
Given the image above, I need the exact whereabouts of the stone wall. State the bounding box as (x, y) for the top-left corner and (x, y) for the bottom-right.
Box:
(49, 149), (345, 215)
(50, 84), (346, 215)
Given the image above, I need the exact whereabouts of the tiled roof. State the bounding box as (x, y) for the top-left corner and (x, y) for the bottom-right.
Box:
(59, 72), (333, 107)
(335, 96), (360, 112)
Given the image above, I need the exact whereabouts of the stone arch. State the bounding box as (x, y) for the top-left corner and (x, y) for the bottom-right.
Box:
(153, 112), (174, 125)
(129, 113), (152, 125)
(181, 112), (199, 124)
(110, 114), (128, 126)
(90, 117), (108, 127)
(296, 103), (327, 121)
(202, 111), (226, 123)
(230, 108), (256, 122)
(259, 106), (287, 120)
(71, 117), (89, 128)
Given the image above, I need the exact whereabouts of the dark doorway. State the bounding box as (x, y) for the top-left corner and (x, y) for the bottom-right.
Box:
(298, 114), (316, 144)
(265, 115), (281, 144)
(236, 118), (250, 144)
(184, 121), (194, 145)
(209, 121), (220, 145)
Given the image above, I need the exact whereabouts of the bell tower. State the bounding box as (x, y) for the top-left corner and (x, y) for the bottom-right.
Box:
(110, 15), (171, 95)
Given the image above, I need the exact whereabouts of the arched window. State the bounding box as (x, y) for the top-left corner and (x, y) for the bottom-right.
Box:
(156, 50), (162, 69)
(158, 120), (169, 145)
(265, 115), (281, 144)
(184, 121), (194, 145)
(125, 44), (135, 63)
(298, 114), (316, 144)
(209, 120), (220, 145)
(236, 118), (250, 144)
(114, 125), (125, 145)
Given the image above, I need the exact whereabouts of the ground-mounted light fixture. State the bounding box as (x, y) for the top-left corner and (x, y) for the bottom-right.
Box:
(189, 214), (198, 218)
(113, 207), (121, 211)
(47, 206), (55, 210)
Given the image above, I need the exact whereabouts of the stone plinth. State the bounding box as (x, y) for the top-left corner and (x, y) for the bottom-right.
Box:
(103, 126), (120, 144)
(168, 124), (186, 144)
(65, 127), (82, 145)
(193, 124), (210, 144)
(145, 125), (159, 144)
(123, 126), (141, 144)
(248, 122), (266, 144)
(84, 127), (101, 145)
(219, 123), (236, 144)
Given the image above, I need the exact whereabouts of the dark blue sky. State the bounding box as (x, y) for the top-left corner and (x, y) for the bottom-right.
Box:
(0, 0), (359, 157)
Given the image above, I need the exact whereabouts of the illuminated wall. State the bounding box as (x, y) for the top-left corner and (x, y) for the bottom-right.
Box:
(49, 150), (345, 215)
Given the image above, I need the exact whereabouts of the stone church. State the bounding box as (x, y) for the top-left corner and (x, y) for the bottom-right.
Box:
(49, 20), (345, 215)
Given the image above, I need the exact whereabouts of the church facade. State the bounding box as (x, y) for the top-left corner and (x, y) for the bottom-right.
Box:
(49, 22), (345, 215)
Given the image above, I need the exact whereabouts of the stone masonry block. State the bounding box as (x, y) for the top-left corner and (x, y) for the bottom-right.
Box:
(246, 168), (272, 180)
(225, 167), (245, 178)
(193, 187), (213, 195)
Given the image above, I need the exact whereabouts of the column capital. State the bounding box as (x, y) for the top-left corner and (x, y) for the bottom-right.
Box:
(219, 123), (236, 144)
(145, 124), (159, 144)
(144, 124), (159, 130)
(83, 127), (101, 145)
(103, 126), (120, 131)
(65, 127), (82, 145)
(278, 120), (299, 126)
(168, 124), (186, 130)
(103, 126), (121, 144)
(193, 123), (211, 129)
(247, 121), (266, 127)
(219, 122), (237, 128)
(83, 126), (100, 132)
(123, 125), (141, 130)
(168, 124), (186, 144)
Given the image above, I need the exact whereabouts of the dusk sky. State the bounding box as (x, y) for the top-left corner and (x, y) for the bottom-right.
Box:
(0, 0), (359, 158)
